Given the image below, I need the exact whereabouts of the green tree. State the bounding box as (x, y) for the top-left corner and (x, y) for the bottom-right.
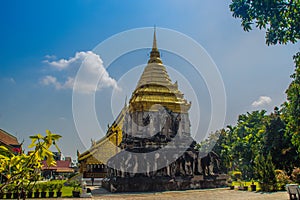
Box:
(210, 126), (238, 174)
(0, 130), (61, 199)
(284, 52), (300, 153)
(232, 111), (267, 180)
(230, 0), (300, 166)
(212, 128), (232, 173)
(230, 0), (300, 45)
(254, 153), (277, 191)
(263, 107), (298, 173)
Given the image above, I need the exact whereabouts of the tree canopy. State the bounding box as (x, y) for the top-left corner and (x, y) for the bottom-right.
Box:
(229, 0), (300, 158)
(200, 109), (299, 191)
(196, 0), (300, 192)
(230, 0), (300, 45)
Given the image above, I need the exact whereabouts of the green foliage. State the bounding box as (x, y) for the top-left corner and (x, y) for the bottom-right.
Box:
(230, 0), (300, 45)
(61, 185), (73, 197)
(230, 0), (300, 180)
(291, 167), (300, 183)
(56, 182), (63, 192)
(275, 169), (291, 190)
(47, 182), (56, 192)
(39, 182), (48, 192)
(0, 130), (61, 194)
(254, 153), (277, 191)
(216, 111), (267, 180)
(69, 180), (81, 191)
(229, 0), (300, 156)
(47, 180), (64, 192)
(196, 130), (220, 154)
(33, 183), (40, 192)
(208, 106), (299, 185)
(5, 182), (17, 193)
(284, 52), (300, 153)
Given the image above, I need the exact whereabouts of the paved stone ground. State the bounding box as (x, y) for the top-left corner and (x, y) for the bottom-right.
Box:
(29, 187), (288, 199)
(85, 187), (288, 200)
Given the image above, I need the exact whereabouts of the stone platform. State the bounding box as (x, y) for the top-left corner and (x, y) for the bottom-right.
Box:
(102, 174), (228, 192)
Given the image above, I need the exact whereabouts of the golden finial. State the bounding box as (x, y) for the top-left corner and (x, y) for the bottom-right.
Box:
(152, 25), (157, 50)
(148, 26), (162, 64)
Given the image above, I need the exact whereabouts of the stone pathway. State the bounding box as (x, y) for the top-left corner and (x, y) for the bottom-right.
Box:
(30, 187), (288, 199)
(86, 187), (288, 200)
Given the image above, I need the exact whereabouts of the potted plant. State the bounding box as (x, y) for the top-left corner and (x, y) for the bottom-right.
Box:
(0, 189), (3, 199)
(56, 182), (63, 197)
(4, 185), (13, 199)
(33, 183), (40, 198)
(227, 177), (234, 190)
(25, 183), (35, 199)
(238, 181), (245, 190)
(232, 171), (242, 181)
(40, 182), (48, 198)
(11, 184), (19, 199)
(250, 180), (256, 191)
(20, 188), (26, 199)
(26, 188), (33, 199)
(48, 182), (56, 198)
(70, 180), (81, 197)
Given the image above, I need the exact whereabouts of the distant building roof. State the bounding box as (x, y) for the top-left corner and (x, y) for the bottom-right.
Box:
(41, 160), (74, 173)
(0, 129), (20, 146)
(0, 129), (21, 154)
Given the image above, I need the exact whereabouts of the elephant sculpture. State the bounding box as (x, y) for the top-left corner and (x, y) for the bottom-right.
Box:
(200, 151), (220, 177)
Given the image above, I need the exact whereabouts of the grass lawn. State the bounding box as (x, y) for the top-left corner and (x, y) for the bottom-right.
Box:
(42, 180), (74, 197)
(61, 185), (74, 197)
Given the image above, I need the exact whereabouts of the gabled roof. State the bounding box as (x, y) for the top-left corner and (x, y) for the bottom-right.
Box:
(41, 160), (74, 173)
(0, 129), (20, 146)
(78, 105), (127, 164)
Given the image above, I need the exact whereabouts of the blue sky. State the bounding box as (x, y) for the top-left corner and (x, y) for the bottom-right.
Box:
(0, 0), (299, 158)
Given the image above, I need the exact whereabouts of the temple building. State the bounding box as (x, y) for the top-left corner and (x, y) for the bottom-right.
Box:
(79, 31), (226, 191)
(78, 105), (126, 178)
(0, 129), (22, 154)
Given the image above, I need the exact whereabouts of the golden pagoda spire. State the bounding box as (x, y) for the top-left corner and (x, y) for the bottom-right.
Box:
(152, 26), (158, 50)
(129, 29), (191, 113)
(148, 27), (162, 64)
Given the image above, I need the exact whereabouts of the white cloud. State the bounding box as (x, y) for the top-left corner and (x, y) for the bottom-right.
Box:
(44, 51), (94, 70)
(252, 96), (272, 107)
(41, 75), (74, 90)
(42, 51), (119, 93)
(44, 55), (56, 60)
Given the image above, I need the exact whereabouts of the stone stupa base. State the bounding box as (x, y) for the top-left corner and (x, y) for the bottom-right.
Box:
(102, 174), (228, 193)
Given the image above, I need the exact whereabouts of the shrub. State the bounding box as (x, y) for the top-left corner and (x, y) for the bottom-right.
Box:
(33, 183), (41, 192)
(56, 182), (63, 192)
(69, 180), (81, 191)
(291, 167), (300, 184)
(6, 183), (17, 193)
(48, 182), (56, 192)
(0, 130), (61, 193)
(254, 153), (276, 192)
(39, 182), (48, 192)
(275, 169), (290, 191)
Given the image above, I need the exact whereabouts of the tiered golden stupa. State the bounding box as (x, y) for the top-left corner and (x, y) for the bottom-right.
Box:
(129, 30), (191, 113)
(78, 30), (192, 179)
(80, 30), (227, 191)
(102, 31), (208, 193)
